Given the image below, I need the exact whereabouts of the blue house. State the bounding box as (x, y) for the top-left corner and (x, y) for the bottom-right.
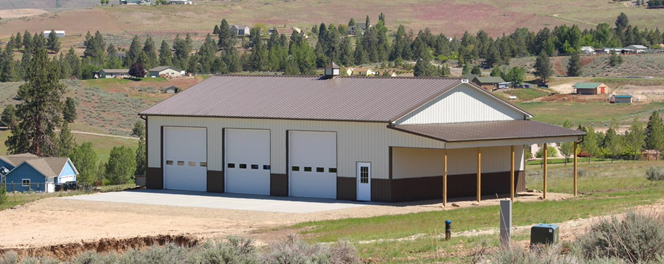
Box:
(1, 154), (78, 193)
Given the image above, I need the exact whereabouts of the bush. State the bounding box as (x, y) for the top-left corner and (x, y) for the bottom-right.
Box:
(0, 182), (6, 204)
(261, 235), (359, 264)
(483, 244), (581, 264)
(645, 166), (664, 181)
(536, 146), (558, 158)
(575, 213), (664, 263)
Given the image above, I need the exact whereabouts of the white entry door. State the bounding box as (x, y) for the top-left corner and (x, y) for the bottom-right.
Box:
(225, 129), (271, 195)
(289, 131), (337, 199)
(163, 127), (207, 192)
(356, 162), (371, 201)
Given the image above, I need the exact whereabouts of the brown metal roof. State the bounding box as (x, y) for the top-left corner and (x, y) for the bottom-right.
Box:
(140, 75), (467, 122)
(391, 120), (585, 142)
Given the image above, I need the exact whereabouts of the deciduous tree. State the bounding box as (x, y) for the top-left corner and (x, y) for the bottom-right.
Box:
(70, 142), (98, 186)
(104, 146), (136, 185)
(646, 111), (664, 151)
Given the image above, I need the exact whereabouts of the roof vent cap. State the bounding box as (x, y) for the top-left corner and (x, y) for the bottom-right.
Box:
(461, 79), (469, 83)
(324, 62), (340, 78)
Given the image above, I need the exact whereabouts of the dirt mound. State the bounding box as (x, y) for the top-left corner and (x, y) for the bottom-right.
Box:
(0, 234), (200, 261)
(530, 93), (607, 102)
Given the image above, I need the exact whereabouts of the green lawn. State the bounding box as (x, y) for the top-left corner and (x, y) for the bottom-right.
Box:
(81, 78), (168, 90)
(0, 130), (138, 162)
(517, 101), (664, 126)
(502, 88), (551, 101)
(291, 160), (664, 263)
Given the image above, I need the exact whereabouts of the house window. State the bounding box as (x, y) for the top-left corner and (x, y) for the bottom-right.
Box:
(360, 167), (369, 184)
(22, 179), (30, 187)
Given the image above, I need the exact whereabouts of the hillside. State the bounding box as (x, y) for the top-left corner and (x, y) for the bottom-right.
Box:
(0, 0), (99, 9)
(1, 0), (664, 40)
(510, 54), (664, 77)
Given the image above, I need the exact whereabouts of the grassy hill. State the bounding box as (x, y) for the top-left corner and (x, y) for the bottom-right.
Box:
(1, 0), (664, 40)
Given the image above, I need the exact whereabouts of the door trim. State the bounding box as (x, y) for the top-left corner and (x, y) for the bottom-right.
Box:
(356, 161), (371, 201)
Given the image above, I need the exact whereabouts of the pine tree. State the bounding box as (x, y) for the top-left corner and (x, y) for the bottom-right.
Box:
(6, 48), (66, 156)
(567, 52), (582, 76)
(646, 111), (664, 151)
(159, 40), (173, 66)
(462, 63), (471, 75)
(218, 19), (235, 50)
(22, 31), (33, 53)
(625, 117), (646, 159)
(15, 32), (22, 50)
(65, 47), (81, 78)
(1, 105), (17, 127)
(46, 30), (61, 53)
(126, 36), (143, 66)
(135, 136), (146, 177)
(142, 36), (158, 69)
(413, 59), (436, 77)
(534, 51), (553, 83)
(58, 121), (77, 156)
(63, 97), (77, 123)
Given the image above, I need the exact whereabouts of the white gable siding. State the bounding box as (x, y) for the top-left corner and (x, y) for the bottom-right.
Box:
(392, 146), (525, 179)
(395, 84), (526, 125)
(147, 116), (445, 180)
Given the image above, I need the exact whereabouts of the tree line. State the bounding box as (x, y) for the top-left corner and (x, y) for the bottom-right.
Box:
(0, 12), (661, 82)
(569, 111), (664, 163)
(1, 44), (145, 187)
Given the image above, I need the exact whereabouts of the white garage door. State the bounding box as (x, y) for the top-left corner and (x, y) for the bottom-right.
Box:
(163, 127), (207, 192)
(289, 131), (337, 199)
(225, 129), (271, 195)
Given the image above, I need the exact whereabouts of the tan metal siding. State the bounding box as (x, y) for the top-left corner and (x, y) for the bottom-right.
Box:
(392, 146), (524, 179)
(147, 116), (445, 179)
(396, 84), (525, 125)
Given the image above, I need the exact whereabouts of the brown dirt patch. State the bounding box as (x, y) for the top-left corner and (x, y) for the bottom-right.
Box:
(0, 9), (121, 39)
(0, 234), (199, 261)
(530, 93), (607, 102)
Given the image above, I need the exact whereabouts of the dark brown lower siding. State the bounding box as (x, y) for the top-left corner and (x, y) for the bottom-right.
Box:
(389, 171), (525, 202)
(371, 179), (392, 202)
(337, 177), (356, 201)
(146, 167), (163, 189)
(207, 170), (224, 193)
(270, 174), (288, 196)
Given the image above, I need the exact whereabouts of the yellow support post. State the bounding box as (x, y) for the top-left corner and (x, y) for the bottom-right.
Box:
(443, 150), (448, 207)
(543, 143), (548, 200)
(477, 147), (481, 203)
(510, 145), (515, 202)
(574, 142), (578, 197)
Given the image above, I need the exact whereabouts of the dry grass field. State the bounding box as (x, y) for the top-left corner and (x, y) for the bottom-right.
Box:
(1, 0), (663, 42)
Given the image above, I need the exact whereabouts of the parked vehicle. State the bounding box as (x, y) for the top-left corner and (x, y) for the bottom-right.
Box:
(538, 83), (549, 88)
(62, 181), (77, 191)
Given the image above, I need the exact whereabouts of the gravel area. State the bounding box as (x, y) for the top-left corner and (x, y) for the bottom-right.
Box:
(0, 192), (570, 248)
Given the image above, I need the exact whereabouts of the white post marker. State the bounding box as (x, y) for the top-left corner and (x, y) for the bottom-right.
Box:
(500, 200), (512, 247)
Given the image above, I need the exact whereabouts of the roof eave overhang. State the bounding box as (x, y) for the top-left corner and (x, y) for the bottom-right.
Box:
(138, 113), (391, 123)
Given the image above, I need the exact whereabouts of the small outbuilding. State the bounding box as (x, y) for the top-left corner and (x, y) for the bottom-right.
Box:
(472, 76), (506, 91)
(610, 94), (632, 104)
(164, 86), (180, 94)
(231, 25), (250, 36)
(100, 69), (129, 79)
(574, 82), (608, 95)
(624, 45), (648, 53)
(1, 154), (78, 193)
(149, 66), (183, 78)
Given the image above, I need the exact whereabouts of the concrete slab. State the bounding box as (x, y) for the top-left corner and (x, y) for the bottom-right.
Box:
(63, 189), (372, 213)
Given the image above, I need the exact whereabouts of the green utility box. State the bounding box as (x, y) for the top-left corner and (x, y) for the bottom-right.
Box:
(530, 224), (559, 245)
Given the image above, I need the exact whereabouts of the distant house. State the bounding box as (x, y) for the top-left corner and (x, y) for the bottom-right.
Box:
(1, 154), (78, 193)
(642, 150), (661, 161)
(472, 76), (506, 91)
(291, 27), (302, 34)
(164, 86), (180, 94)
(149, 66), (182, 78)
(347, 24), (371, 36)
(120, 0), (149, 5)
(624, 45), (648, 53)
(99, 69), (129, 79)
(385, 71), (398, 77)
(461, 74), (479, 81)
(347, 67), (376, 76)
(43, 30), (65, 38)
(167, 0), (192, 4)
(231, 25), (251, 36)
(580, 46), (595, 55)
(610, 94), (633, 104)
(574, 82), (608, 95)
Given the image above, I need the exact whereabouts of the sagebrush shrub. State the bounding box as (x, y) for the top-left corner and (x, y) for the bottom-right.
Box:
(645, 166), (664, 181)
(575, 213), (664, 263)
